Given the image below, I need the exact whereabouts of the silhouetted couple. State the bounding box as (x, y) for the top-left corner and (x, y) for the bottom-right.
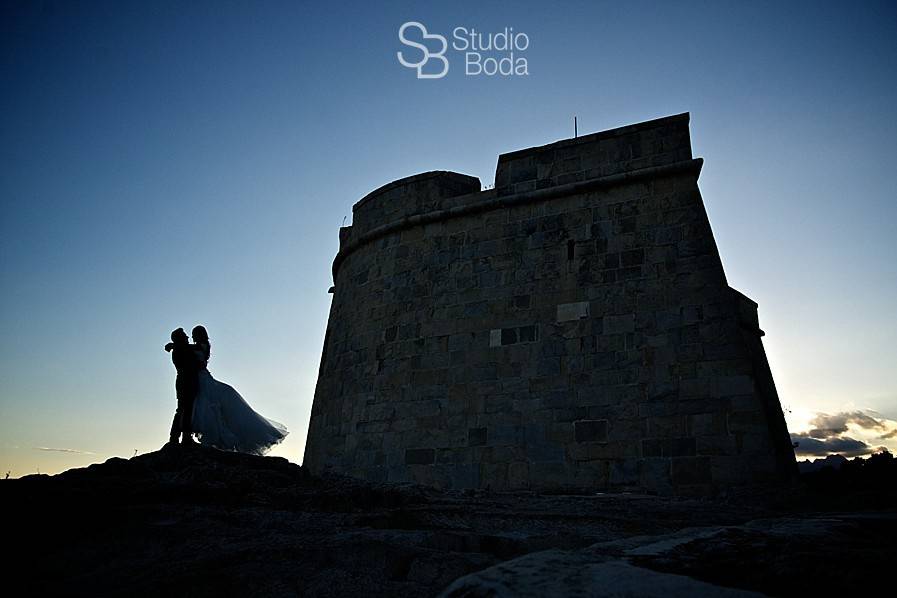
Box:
(165, 326), (287, 454)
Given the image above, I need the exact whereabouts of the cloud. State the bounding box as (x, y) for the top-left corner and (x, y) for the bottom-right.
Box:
(790, 434), (875, 457)
(34, 447), (95, 455)
(791, 409), (897, 457)
(807, 411), (886, 439)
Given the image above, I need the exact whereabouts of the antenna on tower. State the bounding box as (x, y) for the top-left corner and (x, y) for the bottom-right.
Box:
(574, 116), (578, 138)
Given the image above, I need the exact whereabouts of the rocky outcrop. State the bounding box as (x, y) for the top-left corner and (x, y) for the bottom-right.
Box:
(2, 447), (893, 596)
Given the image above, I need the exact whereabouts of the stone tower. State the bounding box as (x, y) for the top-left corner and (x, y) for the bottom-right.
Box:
(303, 113), (796, 494)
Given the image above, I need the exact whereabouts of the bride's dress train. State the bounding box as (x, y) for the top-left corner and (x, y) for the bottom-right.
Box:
(191, 369), (288, 455)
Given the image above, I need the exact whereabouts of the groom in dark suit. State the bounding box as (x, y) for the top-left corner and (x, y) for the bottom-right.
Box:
(165, 328), (201, 446)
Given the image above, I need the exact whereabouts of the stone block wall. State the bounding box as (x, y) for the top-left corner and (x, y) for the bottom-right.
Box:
(304, 113), (796, 495)
(495, 113), (693, 195)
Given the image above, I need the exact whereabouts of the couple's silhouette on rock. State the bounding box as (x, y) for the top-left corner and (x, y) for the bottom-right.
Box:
(165, 325), (287, 454)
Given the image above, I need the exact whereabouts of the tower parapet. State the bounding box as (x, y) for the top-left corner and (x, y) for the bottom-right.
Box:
(495, 113), (693, 195)
(351, 171), (481, 237)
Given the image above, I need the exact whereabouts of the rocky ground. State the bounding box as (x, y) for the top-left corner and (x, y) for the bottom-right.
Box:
(2, 447), (893, 597)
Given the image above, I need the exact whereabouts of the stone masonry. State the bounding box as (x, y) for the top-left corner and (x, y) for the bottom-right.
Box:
(303, 113), (796, 495)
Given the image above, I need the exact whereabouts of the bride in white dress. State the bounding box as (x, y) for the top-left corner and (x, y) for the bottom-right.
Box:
(189, 326), (288, 455)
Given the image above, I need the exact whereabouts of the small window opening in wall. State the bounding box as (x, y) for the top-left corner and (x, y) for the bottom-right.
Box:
(567, 239), (575, 261)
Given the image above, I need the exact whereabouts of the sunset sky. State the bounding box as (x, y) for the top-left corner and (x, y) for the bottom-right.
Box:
(2, 0), (895, 476)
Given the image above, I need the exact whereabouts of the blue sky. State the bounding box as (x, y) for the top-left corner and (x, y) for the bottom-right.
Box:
(2, 0), (895, 475)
